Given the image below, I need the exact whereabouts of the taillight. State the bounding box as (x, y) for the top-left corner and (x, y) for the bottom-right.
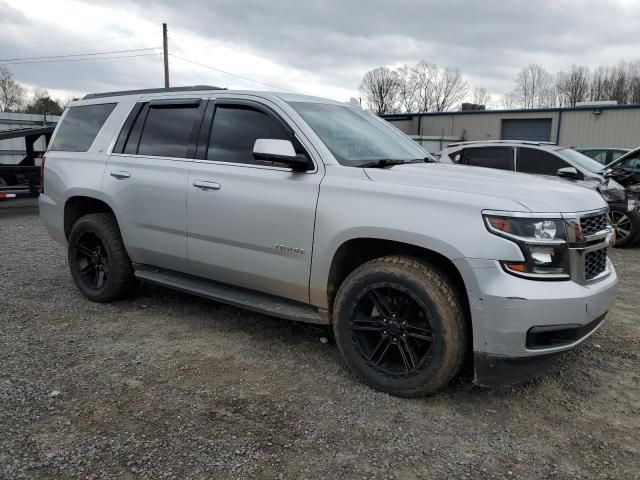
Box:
(39, 154), (46, 194)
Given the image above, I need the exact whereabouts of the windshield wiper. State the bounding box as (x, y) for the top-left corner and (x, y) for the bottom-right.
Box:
(358, 158), (426, 168)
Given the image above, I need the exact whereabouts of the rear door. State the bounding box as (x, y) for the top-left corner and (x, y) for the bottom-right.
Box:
(186, 98), (323, 303)
(104, 98), (205, 272)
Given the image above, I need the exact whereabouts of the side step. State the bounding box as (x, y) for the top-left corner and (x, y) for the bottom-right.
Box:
(134, 265), (329, 325)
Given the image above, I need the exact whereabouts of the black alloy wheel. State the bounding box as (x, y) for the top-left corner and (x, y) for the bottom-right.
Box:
(74, 232), (110, 290)
(350, 283), (434, 378)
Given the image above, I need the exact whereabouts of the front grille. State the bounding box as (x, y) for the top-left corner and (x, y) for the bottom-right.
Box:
(584, 248), (608, 280)
(580, 214), (608, 237)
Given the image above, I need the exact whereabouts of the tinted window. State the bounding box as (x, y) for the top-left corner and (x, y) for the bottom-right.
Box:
(50, 103), (115, 152)
(465, 147), (513, 170)
(611, 150), (627, 162)
(137, 105), (199, 158)
(620, 153), (640, 172)
(584, 150), (607, 164)
(518, 148), (569, 176)
(207, 105), (290, 164)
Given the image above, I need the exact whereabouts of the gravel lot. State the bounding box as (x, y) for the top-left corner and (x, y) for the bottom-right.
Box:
(1, 199), (639, 479)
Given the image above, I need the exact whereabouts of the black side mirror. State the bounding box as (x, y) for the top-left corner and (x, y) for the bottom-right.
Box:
(557, 166), (579, 180)
(253, 139), (311, 171)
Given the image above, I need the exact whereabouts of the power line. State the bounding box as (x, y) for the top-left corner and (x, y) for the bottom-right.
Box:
(0, 47), (162, 63)
(1, 53), (163, 67)
(169, 54), (295, 93)
(0, 34), (140, 54)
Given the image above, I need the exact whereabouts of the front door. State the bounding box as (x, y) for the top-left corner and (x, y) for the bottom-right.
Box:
(104, 99), (205, 272)
(187, 100), (323, 303)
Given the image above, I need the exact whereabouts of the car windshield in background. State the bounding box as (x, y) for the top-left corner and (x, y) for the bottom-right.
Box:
(557, 148), (605, 174)
(289, 101), (432, 166)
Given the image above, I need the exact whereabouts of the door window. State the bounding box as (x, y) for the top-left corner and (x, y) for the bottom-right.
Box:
(464, 147), (513, 170)
(137, 105), (200, 158)
(207, 105), (291, 165)
(620, 153), (640, 173)
(517, 148), (570, 176)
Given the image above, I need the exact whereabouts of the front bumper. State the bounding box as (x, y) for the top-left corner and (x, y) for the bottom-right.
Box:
(454, 257), (617, 386)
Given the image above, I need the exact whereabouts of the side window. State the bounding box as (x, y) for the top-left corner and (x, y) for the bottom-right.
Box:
(587, 150), (608, 164)
(621, 153), (640, 172)
(50, 103), (116, 152)
(465, 147), (513, 170)
(207, 104), (291, 165)
(518, 148), (570, 176)
(610, 151), (626, 162)
(137, 105), (200, 158)
(447, 148), (464, 163)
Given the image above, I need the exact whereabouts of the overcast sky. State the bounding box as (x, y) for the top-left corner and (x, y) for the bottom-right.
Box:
(2, 0), (640, 106)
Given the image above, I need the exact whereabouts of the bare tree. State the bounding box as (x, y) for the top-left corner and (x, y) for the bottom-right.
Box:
(501, 92), (518, 109)
(431, 67), (468, 111)
(514, 64), (554, 108)
(557, 65), (590, 107)
(359, 67), (400, 114)
(0, 66), (26, 112)
(411, 60), (438, 112)
(472, 87), (491, 106)
(23, 86), (63, 115)
(395, 65), (418, 112)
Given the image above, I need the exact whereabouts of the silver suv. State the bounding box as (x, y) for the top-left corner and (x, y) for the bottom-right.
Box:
(40, 86), (617, 396)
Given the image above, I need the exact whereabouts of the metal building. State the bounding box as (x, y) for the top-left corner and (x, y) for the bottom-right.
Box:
(0, 112), (59, 164)
(381, 104), (640, 153)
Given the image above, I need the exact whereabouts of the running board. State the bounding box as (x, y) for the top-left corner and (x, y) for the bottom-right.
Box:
(133, 265), (329, 325)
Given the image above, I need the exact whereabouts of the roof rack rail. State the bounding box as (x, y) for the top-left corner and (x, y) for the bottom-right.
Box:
(447, 139), (556, 148)
(83, 85), (226, 100)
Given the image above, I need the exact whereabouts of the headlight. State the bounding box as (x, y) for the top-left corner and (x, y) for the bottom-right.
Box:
(598, 178), (626, 202)
(484, 214), (570, 279)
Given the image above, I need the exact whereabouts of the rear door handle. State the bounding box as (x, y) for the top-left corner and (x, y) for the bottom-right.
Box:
(110, 170), (131, 179)
(193, 180), (221, 191)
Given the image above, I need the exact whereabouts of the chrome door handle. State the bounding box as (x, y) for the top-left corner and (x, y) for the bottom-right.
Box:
(110, 170), (131, 179)
(193, 180), (221, 191)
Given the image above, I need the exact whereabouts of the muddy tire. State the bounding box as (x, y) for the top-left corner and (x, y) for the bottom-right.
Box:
(68, 213), (135, 302)
(332, 255), (468, 397)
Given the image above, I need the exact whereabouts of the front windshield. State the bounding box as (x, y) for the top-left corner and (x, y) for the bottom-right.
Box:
(556, 148), (605, 174)
(289, 101), (433, 166)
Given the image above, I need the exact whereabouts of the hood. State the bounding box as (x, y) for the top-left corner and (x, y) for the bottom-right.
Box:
(365, 163), (607, 213)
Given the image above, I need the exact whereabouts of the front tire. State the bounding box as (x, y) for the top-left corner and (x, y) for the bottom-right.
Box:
(68, 213), (135, 302)
(332, 256), (468, 397)
(610, 205), (640, 247)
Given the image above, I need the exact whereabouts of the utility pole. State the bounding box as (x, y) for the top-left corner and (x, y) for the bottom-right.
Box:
(162, 23), (170, 88)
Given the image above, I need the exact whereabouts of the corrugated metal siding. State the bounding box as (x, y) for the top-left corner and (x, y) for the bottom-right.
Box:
(0, 112), (59, 164)
(386, 107), (640, 149)
(558, 109), (640, 148)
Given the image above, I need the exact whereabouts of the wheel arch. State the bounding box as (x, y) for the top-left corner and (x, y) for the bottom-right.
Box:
(64, 195), (119, 240)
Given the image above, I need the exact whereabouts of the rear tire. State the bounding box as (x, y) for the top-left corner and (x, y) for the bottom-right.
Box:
(68, 213), (135, 302)
(332, 255), (468, 397)
(610, 205), (640, 248)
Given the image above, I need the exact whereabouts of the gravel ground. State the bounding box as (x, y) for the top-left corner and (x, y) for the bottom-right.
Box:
(1, 199), (639, 480)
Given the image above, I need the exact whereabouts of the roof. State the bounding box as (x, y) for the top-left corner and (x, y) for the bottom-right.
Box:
(76, 85), (348, 107)
(83, 85), (225, 99)
(381, 103), (640, 119)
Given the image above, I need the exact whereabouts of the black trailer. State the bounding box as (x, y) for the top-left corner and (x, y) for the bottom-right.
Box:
(0, 126), (54, 199)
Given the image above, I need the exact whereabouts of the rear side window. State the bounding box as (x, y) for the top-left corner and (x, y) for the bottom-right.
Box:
(518, 148), (570, 176)
(137, 105), (200, 158)
(464, 147), (513, 170)
(50, 103), (116, 152)
(207, 105), (290, 164)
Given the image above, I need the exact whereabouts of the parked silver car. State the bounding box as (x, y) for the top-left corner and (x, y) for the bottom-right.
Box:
(40, 87), (617, 396)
